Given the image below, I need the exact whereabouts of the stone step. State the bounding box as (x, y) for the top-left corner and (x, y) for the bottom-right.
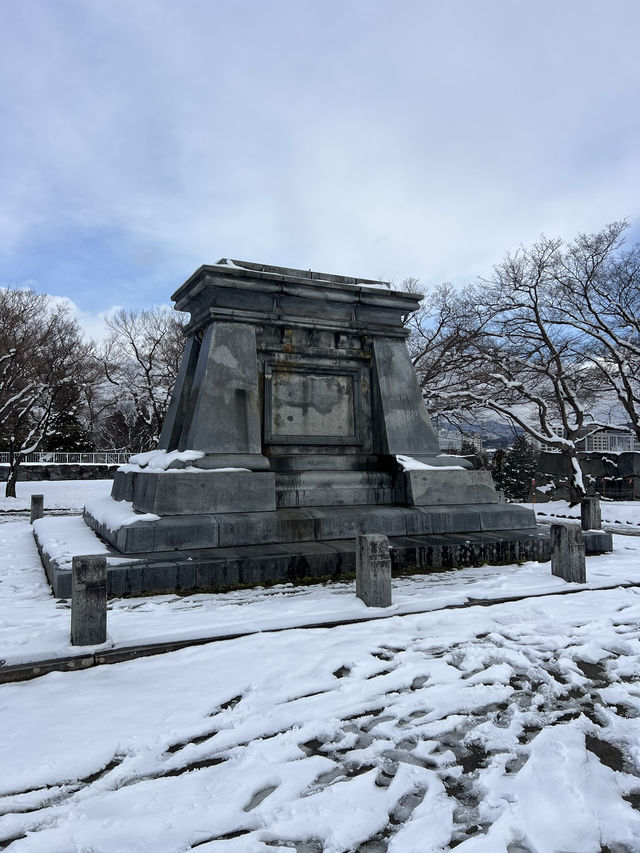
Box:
(83, 500), (536, 555)
(269, 454), (387, 472)
(275, 470), (396, 508)
(44, 529), (554, 598)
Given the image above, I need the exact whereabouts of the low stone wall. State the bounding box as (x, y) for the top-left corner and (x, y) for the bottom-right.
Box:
(0, 464), (119, 482)
(40, 528), (552, 599)
(536, 451), (640, 500)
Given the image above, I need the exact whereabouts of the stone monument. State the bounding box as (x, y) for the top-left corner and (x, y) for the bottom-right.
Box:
(48, 260), (546, 596)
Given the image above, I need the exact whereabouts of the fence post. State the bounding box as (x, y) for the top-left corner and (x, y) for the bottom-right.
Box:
(356, 534), (392, 607)
(30, 494), (44, 524)
(1, 450), (131, 465)
(71, 555), (108, 646)
(581, 496), (601, 531)
(551, 524), (586, 583)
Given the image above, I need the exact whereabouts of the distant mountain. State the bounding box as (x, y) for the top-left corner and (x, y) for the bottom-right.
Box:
(436, 420), (525, 450)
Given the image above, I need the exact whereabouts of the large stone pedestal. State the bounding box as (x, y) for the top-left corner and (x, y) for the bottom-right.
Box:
(74, 259), (546, 596)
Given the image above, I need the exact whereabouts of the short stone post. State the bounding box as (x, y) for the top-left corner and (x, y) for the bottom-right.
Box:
(581, 496), (601, 531)
(30, 494), (44, 524)
(356, 533), (392, 607)
(551, 524), (586, 583)
(71, 555), (107, 646)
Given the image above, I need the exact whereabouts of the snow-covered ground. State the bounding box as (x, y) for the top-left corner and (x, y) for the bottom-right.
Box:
(0, 478), (111, 514)
(530, 499), (640, 533)
(1, 481), (640, 851)
(3, 516), (640, 668)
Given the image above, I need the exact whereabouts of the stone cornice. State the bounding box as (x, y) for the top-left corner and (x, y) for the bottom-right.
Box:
(173, 260), (420, 338)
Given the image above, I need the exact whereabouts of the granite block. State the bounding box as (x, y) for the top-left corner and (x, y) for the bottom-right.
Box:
(131, 470), (276, 515)
(405, 469), (497, 506)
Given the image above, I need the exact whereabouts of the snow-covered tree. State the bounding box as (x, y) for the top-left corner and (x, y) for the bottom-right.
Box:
(493, 435), (539, 502)
(99, 307), (185, 453)
(410, 237), (605, 501)
(407, 281), (486, 433)
(547, 221), (640, 442)
(0, 288), (95, 496)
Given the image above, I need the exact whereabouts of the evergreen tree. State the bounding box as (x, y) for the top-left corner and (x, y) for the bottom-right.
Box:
(491, 447), (506, 490)
(460, 439), (490, 470)
(42, 406), (93, 452)
(499, 436), (539, 501)
(460, 440), (478, 455)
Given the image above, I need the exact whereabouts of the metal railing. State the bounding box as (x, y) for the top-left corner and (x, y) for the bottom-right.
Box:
(0, 451), (130, 465)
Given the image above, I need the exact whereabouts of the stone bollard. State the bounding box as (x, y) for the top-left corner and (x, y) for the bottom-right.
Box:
(581, 496), (601, 531)
(356, 533), (392, 607)
(30, 494), (44, 524)
(551, 524), (586, 583)
(71, 555), (107, 646)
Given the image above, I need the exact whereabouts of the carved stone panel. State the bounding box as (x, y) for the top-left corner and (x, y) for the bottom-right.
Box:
(265, 365), (362, 445)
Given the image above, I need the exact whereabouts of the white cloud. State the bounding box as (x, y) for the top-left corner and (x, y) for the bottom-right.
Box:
(0, 0), (638, 309)
(53, 298), (124, 343)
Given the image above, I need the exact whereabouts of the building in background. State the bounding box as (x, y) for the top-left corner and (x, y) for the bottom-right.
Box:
(437, 430), (483, 453)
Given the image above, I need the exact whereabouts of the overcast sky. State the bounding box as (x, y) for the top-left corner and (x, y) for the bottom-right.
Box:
(1, 0), (639, 334)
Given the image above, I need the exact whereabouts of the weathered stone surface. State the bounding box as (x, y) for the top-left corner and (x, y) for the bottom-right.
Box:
(30, 494), (44, 524)
(71, 555), (107, 645)
(150, 515), (219, 550)
(84, 501), (539, 558)
(270, 453), (380, 472)
(356, 533), (392, 607)
(476, 503), (537, 531)
(131, 470), (276, 515)
(582, 529), (613, 555)
(371, 337), (441, 458)
(83, 508), (220, 553)
(404, 469), (498, 506)
(276, 470), (395, 508)
(405, 505), (481, 535)
(107, 564), (144, 598)
(538, 450), (625, 481)
(616, 452), (640, 477)
(120, 521), (157, 553)
(214, 509), (315, 547)
(407, 503), (535, 535)
(581, 496), (601, 531)
(177, 322), (269, 470)
(311, 506), (409, 541)
(551, 523), (586, 583)
(157, 334), (198, 451)
(579, 455), (608, 478)
(111, 470), (134, 502)
(40, 527), (553, 598)
(271, 371), (355, 437)
(538, 452), (571, 477)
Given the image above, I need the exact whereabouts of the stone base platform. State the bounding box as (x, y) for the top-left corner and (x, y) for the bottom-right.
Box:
(84, 500), (536, 553)
(40, 527), (553, 599)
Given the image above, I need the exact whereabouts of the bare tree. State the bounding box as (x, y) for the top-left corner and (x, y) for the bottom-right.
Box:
(0, 288), (95, 497)
(406, 281), (488, 432)
(548, 221), (640, 441)
(98, 307), (185, 452)
(410, 240), (602, 500)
